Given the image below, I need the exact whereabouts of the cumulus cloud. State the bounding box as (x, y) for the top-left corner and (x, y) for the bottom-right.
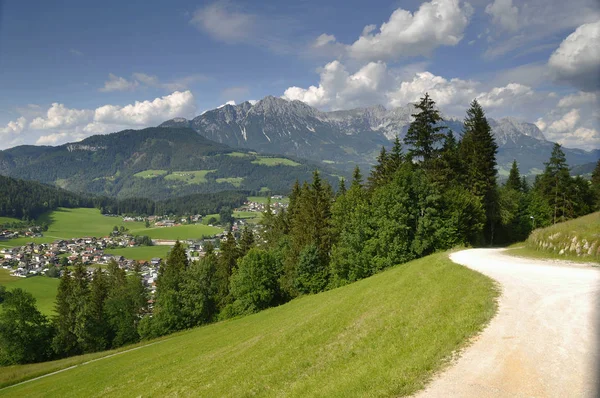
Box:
(99, 73), (139, 92)
(557, 92), (598, 108)
(0, 117), (27, 135)
(476, 83), (534, 108)
(345, 0), (473, 61)
(485, 0), (519, 32)
(29, 104), (93, 130)
(0, 91), (197, 149)
(548, 20), (600, 91)
(313, 34), (336, 48)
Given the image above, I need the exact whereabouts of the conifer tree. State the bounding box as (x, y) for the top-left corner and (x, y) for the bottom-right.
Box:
(52, 268), (78, 356)
(536, 143), (573, 224)
(83, 267), (109, 352)
(459, 99), (499, 244)
(387, 135), (404, 176)
(214, 231), (239, 310)
(505, 160), (522, 191)
(367, 147), (389, 190)
(591, 159), (600, 210)
(404, 93), (446, 164)
(239, 225), (255, 257)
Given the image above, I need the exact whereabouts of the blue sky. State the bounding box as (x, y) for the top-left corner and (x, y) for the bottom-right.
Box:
(0, 0), (599, 149)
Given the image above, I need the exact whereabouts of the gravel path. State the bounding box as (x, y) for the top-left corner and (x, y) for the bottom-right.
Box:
(416, 248), (600, 398)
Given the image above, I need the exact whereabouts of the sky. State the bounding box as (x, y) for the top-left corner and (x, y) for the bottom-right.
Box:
(0, 0), (599, 150)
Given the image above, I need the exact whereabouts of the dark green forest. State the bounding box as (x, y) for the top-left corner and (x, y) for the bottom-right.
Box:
(1, 94), (598, 366)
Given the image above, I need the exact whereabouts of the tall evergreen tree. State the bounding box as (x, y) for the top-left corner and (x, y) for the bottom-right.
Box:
(404, 93), (446, 164)
(536, 143), (573, 224)
(214, 232), (239, 310)
(591, 159), (600, 210)
(367, 147), (389, 190)
(52, 269), (80, 356)
(239, 226), (255, 257)
(82, 267), (109, 352)
(505, 160), (522, 192)
(459, 99), (499, 244)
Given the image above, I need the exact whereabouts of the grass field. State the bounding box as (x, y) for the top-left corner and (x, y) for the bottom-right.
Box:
(508, 212), (600, 263)
(104, 246), (173, 261)
(0, 208), (145, 248)
(226, 152), (252, 158)
(164, 170), (215, 185)
(251, 156), (301, 167)
(0, 217), (21, 225)
(132, 170), (168, 179)
(216, 177), (244, 187)
(0, 252), (498, 396)
(130, 224), (222, 240)
(0, 269), (59, 316)
(248, 196), (289, 205)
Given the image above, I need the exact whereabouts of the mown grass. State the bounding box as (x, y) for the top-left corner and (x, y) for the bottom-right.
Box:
(0, 269), (59, 315)
(226, 152), (252, 158)
(0, 217), (21, 225)
(104, 246), (173, 261)
(130, 224), (222, 240)
(164, 170), (216, 185)
(0, 252), (498, 397)
(132, 170), (168, 179)
(0, 208), (145, 248)
(514, 212), (600, 263)
(251, 157), (300, 167)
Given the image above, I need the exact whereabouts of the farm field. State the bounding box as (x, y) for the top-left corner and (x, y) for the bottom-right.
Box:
(0, 269), (59, 316)
(0, 208), (145, 248)
(251, 156), (301, 167)
(132, 170), (168, 179)
(164, 170), (215, 185)
(130, 224), (222, 240)
(104, 246), (173, 261)
(0, 252), (498, 396)
(0, 217), (21, 225)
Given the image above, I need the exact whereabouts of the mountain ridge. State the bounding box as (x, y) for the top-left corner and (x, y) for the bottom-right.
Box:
(161, 96), (598, 174)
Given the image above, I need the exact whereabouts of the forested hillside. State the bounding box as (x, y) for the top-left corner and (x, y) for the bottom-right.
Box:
(0, 127), (340, 200)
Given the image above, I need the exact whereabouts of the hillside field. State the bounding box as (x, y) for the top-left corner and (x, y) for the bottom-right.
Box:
(507, 212), (600, 263)
(0, 270), (58, 316)
(0, 252), (498, 396)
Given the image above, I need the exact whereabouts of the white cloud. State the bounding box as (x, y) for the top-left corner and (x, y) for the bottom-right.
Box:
(557, 92), (598, 108)
(0, 117), (27, 135)
(548, 20), (600, 91)
(313, 34), (336, 48)
(100, 73), (205, 93)
(191, 0), (256, 44)
(346, 0), (473, 61)
(0, 91), (197, 149)
(99, 73), (139, 92)
(476, 83), (534, 108)
(29, 104), (93, 130)
(484, 0), (600, 58)
(485, 0), (519, 32)
(547, 109), (581, 134)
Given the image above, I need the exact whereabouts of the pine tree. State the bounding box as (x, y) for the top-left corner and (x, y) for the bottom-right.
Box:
(214, 231), (239, 310)
(536, 143), (573, 224)
(239, 226), (255, 257)
(52, 269), (79, 356)
(459, 99), (499, 244)
(505, 160), (522, 192)
(367, 147), (389, 189)
(83, 267), (109, 352)
(404, 93), (446, 164)
(387, 135), (404, 176)
(591, 159), (600, 210)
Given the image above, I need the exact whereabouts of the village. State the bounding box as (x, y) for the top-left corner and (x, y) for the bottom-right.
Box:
(0, 196), (288, 294)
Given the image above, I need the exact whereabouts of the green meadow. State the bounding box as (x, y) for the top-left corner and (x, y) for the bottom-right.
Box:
(0, 270), (59, 316)
(104, 246), (173, 261)
(216, 177), (244, 187)
(164, 170), (216, 185)
(0, 217), (21, 226)
(130, 224), (222, 240)
(0, 252), (498, 396)
(0, 208), (145, 248)
(132, 170), (168, 179)
(251, 157), (301, 167)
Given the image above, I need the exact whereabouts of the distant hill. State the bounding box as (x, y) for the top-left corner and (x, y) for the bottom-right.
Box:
(161, 96), (599, 174)
(0, 127), (340, 200)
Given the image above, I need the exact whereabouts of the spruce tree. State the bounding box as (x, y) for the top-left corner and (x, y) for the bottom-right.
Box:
(459, 99), (499, 244)
(83, 267), (109, 352)
(591, 159), (600, 210)
(387, 135), (404, 176)
(536, 143), (573, 224)
(52, 269), (79, 356)
(404, 93), (446, 164)
(239, 226), (255, 257)
(367, 146), (389, 190)
(214, 231), (239, 310)
(505, 160), (522, 192)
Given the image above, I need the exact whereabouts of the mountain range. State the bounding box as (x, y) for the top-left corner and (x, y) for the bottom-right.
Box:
(161, 96), (599, 176)
(0, 127), (339, 200)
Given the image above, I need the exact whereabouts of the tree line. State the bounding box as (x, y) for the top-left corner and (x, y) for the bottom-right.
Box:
(0, 174), (248, 221)
(1, 94), (598, 365)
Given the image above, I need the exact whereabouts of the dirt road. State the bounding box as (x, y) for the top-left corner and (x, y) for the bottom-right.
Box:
(416, 248), (600, 398)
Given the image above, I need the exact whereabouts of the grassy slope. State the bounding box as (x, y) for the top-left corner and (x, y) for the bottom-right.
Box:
(132, 170), (168, 179)
(0, 217), (21, 225)
(252, 157), (301, 167)
(129, 224), (222, 240)
(104, 246), (173, 261)
(0, 252), (498, 397)
(0, 270), (59, 316)
(506, 212), (600, 263)
(164, 170), (216, 185)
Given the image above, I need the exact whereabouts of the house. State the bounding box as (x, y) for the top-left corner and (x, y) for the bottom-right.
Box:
(150, 258), (161, 266)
